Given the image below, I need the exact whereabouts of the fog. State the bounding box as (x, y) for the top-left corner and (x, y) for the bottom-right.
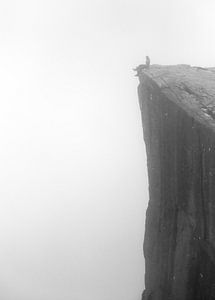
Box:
(0, 0), (214, 299)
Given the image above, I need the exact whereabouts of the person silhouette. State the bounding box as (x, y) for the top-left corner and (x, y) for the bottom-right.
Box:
(146, 56), (150, 69)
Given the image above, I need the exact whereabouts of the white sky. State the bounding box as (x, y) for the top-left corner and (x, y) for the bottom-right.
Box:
(0, 0), (214, 299)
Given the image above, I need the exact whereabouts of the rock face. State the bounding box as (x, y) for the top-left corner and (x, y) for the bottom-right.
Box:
(137, 65), (215, 300)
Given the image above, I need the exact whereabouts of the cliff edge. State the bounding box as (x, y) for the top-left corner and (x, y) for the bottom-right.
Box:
(137, 65), (215, 300)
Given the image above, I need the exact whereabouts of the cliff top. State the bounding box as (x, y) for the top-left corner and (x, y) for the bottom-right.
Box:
(138, 64), (215, 131)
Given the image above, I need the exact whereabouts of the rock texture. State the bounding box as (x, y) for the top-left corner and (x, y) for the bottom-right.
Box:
(137, 65), (215, 300)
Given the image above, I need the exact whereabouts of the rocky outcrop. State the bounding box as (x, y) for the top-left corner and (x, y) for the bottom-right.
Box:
(137, 65), (215, 300)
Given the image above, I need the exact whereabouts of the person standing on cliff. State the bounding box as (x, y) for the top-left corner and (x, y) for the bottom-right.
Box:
(133, 56), (150, 76)
(146, 56), (150, 69)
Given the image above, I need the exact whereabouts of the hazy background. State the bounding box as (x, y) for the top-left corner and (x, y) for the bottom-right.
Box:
(0, 0), (214, 299)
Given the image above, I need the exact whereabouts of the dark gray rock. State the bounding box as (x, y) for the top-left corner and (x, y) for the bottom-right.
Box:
(137, 65), (215, 300)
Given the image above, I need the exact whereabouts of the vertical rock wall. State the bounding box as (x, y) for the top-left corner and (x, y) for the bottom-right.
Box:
(138, 71), (215, 300)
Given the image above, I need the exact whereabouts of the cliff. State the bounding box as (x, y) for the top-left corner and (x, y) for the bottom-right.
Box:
(137, 65), (215, 300)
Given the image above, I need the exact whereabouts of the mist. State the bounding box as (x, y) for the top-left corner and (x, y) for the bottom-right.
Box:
(0, 0), (214, 299)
